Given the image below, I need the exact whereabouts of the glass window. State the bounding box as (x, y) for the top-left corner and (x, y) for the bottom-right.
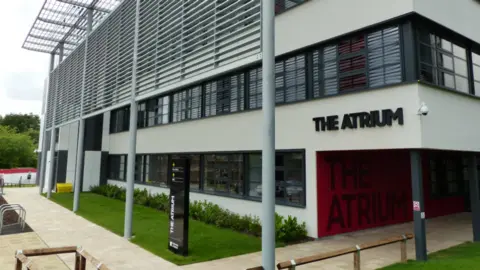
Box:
(204, 73), (245, 117)
(108, 155), (126, 181)
(276, 54), (307, 103)
(147, 154), (169, 187)
(172, 86), (202, 122)
(338, 35), (367, 91)
(367, 26), (402, 87)
(135, 155), (145, 182)
(108, 155), (119, 180)
(146, 99), (157, 127)
(275, 0), (307, 14)
(248, 67), (262, 109)
(429, 153), (465, 197)
(473, 52), (480, 96)
(204, 154), (244, 196)
(313, 45), (338, 97)
(110, 106), (130, 133)
(137, 102), (146, 128)
(419, 32), (469, 93)
(313, 26), (401, 97)
(119, 155), (126, 181)
(156, 96), (170, 125)
(248, 152), (305, 205)
(170, 154), (201, 190)
(189, 155), (201, 190)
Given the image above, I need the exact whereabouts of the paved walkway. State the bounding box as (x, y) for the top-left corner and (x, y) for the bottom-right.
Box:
(0, 232), (70, 269)
(1, 188), (474, 270)
(184, 213), (473, 270)
(2, 188), (181, 270)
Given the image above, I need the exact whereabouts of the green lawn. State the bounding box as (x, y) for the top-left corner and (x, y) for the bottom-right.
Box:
(49, 193), (263, 265)
(381, 242), (480, 269)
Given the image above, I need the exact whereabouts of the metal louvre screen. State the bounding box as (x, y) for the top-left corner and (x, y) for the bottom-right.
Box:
(46, 69), (58, 129)
(136, 0), (261, 95)
(49, 0), (261, 127)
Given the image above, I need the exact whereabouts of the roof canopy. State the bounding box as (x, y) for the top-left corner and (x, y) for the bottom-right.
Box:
(22, 0), (121, 56)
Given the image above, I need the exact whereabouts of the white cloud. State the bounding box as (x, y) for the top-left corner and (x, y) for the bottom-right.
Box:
(0, 0), (49, 116)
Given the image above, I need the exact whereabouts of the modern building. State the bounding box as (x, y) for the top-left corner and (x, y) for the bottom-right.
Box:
(26, 0), (480, 243)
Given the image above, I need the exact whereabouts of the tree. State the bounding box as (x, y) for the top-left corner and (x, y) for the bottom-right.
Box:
(0, 113), (40, 134)
(0, 126), (36, 169)
(24, 129), (40, 147)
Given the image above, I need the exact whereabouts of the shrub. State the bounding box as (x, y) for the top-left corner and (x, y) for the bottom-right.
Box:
(89, 184), (308, 243)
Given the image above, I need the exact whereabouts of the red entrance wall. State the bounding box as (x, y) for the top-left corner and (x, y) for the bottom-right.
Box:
(317, 150), (467, 238)
(317, 150), (413, 237)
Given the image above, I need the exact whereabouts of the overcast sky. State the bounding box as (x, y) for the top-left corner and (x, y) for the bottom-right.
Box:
(0, 1), (49, 116)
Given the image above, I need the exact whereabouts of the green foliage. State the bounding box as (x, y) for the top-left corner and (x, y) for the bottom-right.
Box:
(0, 113), (40, 133)
(90, 184), (308, 243)
(0, 126), (37, 168)
(0, 113), (40, 169)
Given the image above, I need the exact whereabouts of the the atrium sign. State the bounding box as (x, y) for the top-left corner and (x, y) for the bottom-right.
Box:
(313, 108), (404, 132)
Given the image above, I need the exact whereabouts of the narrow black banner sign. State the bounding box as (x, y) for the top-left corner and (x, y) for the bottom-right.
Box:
(168, 158), (190, 256)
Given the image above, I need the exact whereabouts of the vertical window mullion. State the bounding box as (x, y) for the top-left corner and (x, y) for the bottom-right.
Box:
(306, 51), (314, 99)
(201, 83), (206, 117)
(467, 47), (476, 95)
(199, 154), (205, 191)
(364, 33), (370, 89)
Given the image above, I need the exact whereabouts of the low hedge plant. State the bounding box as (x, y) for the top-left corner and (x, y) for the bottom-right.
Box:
(90, 184), (308, 243)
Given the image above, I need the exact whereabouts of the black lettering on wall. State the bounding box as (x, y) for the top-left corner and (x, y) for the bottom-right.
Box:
(327, 195), (345, 231)
(327, 115), (339, 130)
(342, 194), (356, 228)
(341, 114), (354, 129)
(314, 108), (404, 132)
(357, 193), (371, 226)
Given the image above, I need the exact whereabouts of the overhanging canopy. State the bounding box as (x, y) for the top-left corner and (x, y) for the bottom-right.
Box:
(22, 0), (122, 56)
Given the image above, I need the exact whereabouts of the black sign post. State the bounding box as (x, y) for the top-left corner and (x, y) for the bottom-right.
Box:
(168, 158), (190, 256)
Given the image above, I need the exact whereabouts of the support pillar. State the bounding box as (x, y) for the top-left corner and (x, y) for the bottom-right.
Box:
(59, 42), (64, 62)
(124, 0), (141, 239)
(38, 53), (56, 194)
(469, 154), (480, 242)
(261, 0), (276, 269)
(410, 150), (427, 261)
(73, 7), (94, 213)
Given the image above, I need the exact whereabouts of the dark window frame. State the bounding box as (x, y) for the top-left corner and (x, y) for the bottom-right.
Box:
(107, 149), (306, 208)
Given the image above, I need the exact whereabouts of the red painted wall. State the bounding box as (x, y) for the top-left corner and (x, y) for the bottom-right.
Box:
(0, 168), (36, 174)
(317, 150), (413, 237)
(317, 150), (467, 238)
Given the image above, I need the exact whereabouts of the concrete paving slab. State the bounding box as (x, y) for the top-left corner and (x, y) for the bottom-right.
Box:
(3, 188), (181, 270)
(0, 232), (70, 270)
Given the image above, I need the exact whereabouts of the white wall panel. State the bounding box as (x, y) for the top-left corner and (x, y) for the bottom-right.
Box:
(275, 0), (414, 55)
(102, 112), (110, 152)
(419, 84), (480, 151)
(44, 150), (52, 193)
(83, 151), (101, 191)
(414, 0), (480, 44)
(58, 125), (70, 151)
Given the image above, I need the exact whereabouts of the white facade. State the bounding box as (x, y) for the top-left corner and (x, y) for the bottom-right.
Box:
(37, 0), (480, 238)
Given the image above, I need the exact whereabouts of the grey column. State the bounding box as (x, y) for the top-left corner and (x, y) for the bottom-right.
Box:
(469, 154), (480, 242)
(124, 0), (141, 240)
(261, 0), (276, 269)
(59, 42), (64, 62)
(410, 150), (427, 261)
(38, 53), (56, 194)
(73, 8), (94, 213)
(47, 43), (64, 198)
